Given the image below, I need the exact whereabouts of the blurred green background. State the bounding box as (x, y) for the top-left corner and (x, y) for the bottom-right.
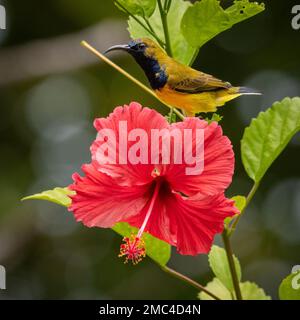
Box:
(0, 0), (299, 299)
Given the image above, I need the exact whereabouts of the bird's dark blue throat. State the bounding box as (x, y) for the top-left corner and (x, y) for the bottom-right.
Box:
(105, 41), (168, 90)
(129, 51), (168, 90)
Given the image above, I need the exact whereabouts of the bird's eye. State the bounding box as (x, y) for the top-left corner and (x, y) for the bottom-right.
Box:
(138, 43), (146, 49)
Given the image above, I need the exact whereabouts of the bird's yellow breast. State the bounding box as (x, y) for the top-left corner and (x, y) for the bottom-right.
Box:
(155, 85), (241, 115)
(155, 85), (216, 114)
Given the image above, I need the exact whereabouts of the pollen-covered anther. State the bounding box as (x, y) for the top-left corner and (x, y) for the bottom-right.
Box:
(119, 235), (146, 265)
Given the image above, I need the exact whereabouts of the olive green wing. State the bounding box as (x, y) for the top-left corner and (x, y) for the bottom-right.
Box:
(168, 72), (232, 94)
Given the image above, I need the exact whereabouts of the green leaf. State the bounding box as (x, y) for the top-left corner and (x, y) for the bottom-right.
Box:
(22, 187), (74, 207)
(113, 222), (171, 266)
(240, 281), (271, 300)
(241, 97), (300, 183)
(199, 278), (271, 300)
(115, 0), (157, 18)
(279, 269), (300, 300)
(208, 245), (241, 292)
(128, 0), (196, 65)
(199, 278), (232, 300)
(181, 0), (265, 49)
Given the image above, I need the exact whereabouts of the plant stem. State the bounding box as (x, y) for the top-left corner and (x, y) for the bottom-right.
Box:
(81, 41), (185, 120)
(245, 181), (260, 207)
(222, 231), (243, 300)
(115, 0), (165, 48)
(229, 181), (260, 235)
(143, 16), (155, 34)
(169, 107), (173, 119)
(166, 0), (172, 13)
(161, 265), (221, 300)
(157, 0), (173, 57)
(157, 0), (175, 116)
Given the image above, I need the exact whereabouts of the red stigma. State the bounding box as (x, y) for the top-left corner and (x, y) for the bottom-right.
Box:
(119, 235), (146, 265)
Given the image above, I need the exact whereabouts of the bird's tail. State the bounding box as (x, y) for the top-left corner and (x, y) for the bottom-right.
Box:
(215, 86), (262, 109)
(237, 87), (262, 96)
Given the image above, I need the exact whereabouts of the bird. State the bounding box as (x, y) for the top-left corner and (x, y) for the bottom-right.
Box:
(105, 38), (261, 116)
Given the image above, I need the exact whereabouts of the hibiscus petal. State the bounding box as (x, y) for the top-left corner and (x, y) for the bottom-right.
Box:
(91, 102), (168, 186)
(168, 193), (238, 255)
(165, 118), (235, 197)
(69, 162), (150, 228)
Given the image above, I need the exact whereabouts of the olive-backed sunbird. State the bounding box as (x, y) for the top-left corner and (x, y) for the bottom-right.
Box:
(105, 38), (260, 115)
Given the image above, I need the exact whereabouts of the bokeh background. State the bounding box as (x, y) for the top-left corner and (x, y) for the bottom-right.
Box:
(0, 0), (299, 299)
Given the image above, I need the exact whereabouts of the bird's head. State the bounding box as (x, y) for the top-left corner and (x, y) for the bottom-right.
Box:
(105, 38), (166, 61)
(105, 38), (169, 90)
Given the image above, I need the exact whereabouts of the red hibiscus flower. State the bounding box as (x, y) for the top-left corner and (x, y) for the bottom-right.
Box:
(69, 102), (238, 263)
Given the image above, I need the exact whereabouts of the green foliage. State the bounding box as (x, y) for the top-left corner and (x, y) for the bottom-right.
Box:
(199, 278), (232, 300)
(165, 109), (177, 123)
(224, 195), (246, 228)
(199, 278), (271, 300)
(22, 187), (171, 266)
(128, 0), (196, 65)
(240, 281), (271, 300)
(117, 0), (264, 65)
(22, 187), (74, 207)
(279, 269), (300, 300)
(181, 0), (265, 48)
(241, 97), (300, 183)
(231, 195), (246, 212)
(113, 222), (171, 266)
(205, 113), (223, 124)
(204, 245), (271, 299)
(208, 245), (241, 292)
(115, 0), (157, 18)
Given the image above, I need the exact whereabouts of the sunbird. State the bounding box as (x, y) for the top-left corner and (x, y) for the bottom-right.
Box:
(105, 38), (260, 115)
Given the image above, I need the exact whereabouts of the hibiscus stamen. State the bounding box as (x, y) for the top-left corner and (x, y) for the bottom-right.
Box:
(119, 181), (161, 265)
(119, 235), (146, 265)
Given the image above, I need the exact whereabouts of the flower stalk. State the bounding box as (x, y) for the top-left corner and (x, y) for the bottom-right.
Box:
(222, 231), (243, 300)
(161, 265), (221, 300)
(229, 181), (260, 236)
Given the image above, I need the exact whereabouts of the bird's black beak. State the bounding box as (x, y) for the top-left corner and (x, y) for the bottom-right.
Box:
(104, 44), (130, 54)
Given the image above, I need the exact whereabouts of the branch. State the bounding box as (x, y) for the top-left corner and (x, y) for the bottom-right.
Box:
(161, 265), (221, 300)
